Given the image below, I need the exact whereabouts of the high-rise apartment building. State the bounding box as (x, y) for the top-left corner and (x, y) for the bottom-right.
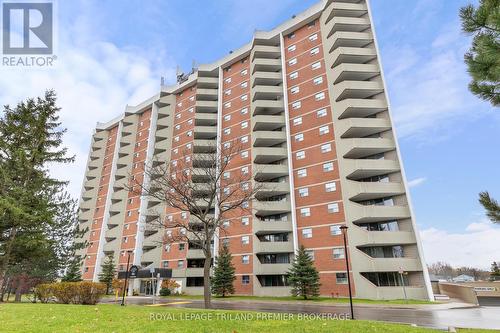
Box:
(76, 0), (433, 300)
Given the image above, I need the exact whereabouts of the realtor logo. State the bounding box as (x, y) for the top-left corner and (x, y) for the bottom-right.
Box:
(2, 2), (53, 54)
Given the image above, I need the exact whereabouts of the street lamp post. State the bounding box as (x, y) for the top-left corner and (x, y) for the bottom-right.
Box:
(340, 225), (354, 320)
(121, 250), (133, 306)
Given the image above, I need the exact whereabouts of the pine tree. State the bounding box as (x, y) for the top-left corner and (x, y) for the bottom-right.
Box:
(62, 257), (83, 282)
(479, 191), (500, 223)
(490, 261), (500, 281)
(211, 246), (235, 297)
(98, 255), (116, 294)
(459, 0), (500, 106)
(287, 246), (321, 300)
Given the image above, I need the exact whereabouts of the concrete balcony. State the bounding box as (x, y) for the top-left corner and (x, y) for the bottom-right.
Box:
(156, 115), (170, 128)
(158, 95), (173, 107)
(141, 247), (161, 264)
(196, 88), (218, 101)
(253, 130), (287, 147)
(111, 190), (128, 202)
(109, 200), (125, 214)
(356, 254), (422, 273)
(251, 58), (282, 73)
(120, 133), (135, 145)
(253, 147), (288, 164)
(193, 139), (216, 153)
(197, 76), (218, 89)
(254, 262), (291, 275)
(254, 240), (294, 254)
(340, 138), (395, 159)
(186, 268), (204, 277)
(254, 220), (292, 234)
(192, 167), (212, 182)
(116, 152), (133, 166)
(254, 164), (289, 181)
(195, 100), (218, 113)
(88, 158), (101, 169)
(324, 1), (368, 23)
(155, 127), (169, 139)
(114, 165), (129, 178)
(194, 126), (217, 139)
(108, 210), (125, 225)
(352, 228), (417, 246)
(343, 159), (400, 181)
(345, 180), (406, 201)
(254, 200), (291, 216)
(330, 47), (377, 68)
(94, 130), (107, 141)
(78, 209), (93, 222)
(79, 200), (93, 212)
(195, 113), (217, 126)
(336, 99), (388, 119)
(251, 45), (281, 60)
(105, 225), (122, 239)
(333, 80), (384, 101)
(251, 71), (282, 87)
(86, 167), (100, 179)
(89, 149), (104, 160)
(255, 182), (290, 199)
(349, 203), (411, 223)
(337, 117), (391, 138)
(152, 151), (169, 164)
(82, 186), (98, 201)
(186, 249), (205, 259)
(252, 100), (284, 116)
(143, 232), (162, 248)
(327, 31), (373, 53)
(84, 176), (99, 190)
(325, 16), (370, 38)
(253, 114), (285, 131)
(252, 85), (283, 101)
(331, 63), (380, 84)
(103, 238), (118, 253)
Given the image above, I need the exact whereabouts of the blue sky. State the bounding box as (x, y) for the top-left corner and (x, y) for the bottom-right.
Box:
(0, 0), (498, 268)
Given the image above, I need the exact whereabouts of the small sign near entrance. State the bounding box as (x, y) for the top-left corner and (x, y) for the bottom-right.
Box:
(129, 265), (139, 279)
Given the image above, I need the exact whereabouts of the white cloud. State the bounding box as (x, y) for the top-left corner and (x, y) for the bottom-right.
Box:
(420, 220), (500, 270)
(0, 11), (175, 200)
(408, 177), (427, 188)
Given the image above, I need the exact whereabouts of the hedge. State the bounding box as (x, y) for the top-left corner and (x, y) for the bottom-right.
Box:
(34, 282), (106, 305)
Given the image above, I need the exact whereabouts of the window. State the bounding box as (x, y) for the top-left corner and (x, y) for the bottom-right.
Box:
(287, 45), (296, 52)
(177, 260), (184, 268)
(321, 143), (332, 153)
(299, 188), (309, 197)
(241, 135), (249, 144)
(288, 32), (295, 39)
(312, 61), (321, 70)
(242, 201), (249, 208)
(175, 124), (180, 130)
(223, 142), (231, 149)
(292, 101), (301, 109)
(179, 243), (185, 251)
(177, 102), (182, 107)
(310, 47), (320, 55)
(319, 126), (329, 135)
(316, 108), (327, 117)
(188, 107), (194, 113)
(186, 143), (192, 149)
(302, 228), (312, 238)
(224, 128), (231, 135)
(241, 121), (248, 129)
(224, 114), (231, 121)
(127, 211), (132, 217)
(162, 261), (169, 268)
(224, 89), (231, 95)
(241, 182), (249, 190)
(241, 69), (248, 76)
(305, 250), (314, 260)
(174, 136), (179, 142)
(241, 94), (248, 101)
(222, 238), (230, 247)
(188, 119), (193, 125)
(173, 148), (179, 154)
(293, 117), (302, 126)
(297, 168), (307, 178)
(241, 150), (249, 158)
(336, 273), (348, 284)
(325, 182), (336, 192)
(294, 133), (304, 142)
(181, 211), (188, 219)
(288, 58), (297, 66)
(242, 255), (250, 264)
(300, 208), (311, 217)
(307, 20), (316, 28)
(223, 172), (230, 179)
(242, 217), (249, 225)
(242, 236), (250, 245)
(323, 162), (334, 172)
(222, 220), (230, 228)
(290, 86), (300, 94)
(328, 203), (340, 214)
(224, 77), (231, 84)
(290, 71), (298, 80)
(333, 248), (345, 259)
(242, 275), (250, 285)
(123, 236), (128, 243)
(165, 244), (171, 252)
(241, 81), (248, 88)
(309, 33), (318, 41)
(185, 156), (191, 162)
(172, 160), (177, 167)
(241, 166), (249, 174)
(241, 107), (248, 115)
(315, 92), (325, 101)
(296, 151), (305, 160)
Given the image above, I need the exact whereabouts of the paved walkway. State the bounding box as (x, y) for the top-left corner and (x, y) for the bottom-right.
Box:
(102, 296), (499, 330)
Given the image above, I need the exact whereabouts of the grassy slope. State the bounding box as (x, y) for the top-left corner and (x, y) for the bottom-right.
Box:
(0, 303), (446, 333)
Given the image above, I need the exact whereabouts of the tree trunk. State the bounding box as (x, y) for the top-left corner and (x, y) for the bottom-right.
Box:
(0, 227), (17, 299)
(203, 251), (212, 309)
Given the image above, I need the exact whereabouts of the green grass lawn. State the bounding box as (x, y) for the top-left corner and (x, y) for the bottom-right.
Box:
(0, 303), (455, 333)
(160, 294), (435, 305)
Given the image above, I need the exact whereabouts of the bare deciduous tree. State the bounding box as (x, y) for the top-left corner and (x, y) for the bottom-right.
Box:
(130, 140), (261, 308)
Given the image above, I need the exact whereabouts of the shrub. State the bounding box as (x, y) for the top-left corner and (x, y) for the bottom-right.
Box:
(52, 282), (78, 304)
(159, 288), (171, 296)
(34, 283), (53, 303)
(75, 281), (106, 305)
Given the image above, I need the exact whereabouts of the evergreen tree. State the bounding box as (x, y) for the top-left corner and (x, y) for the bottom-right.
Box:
(479, 191), (500, 223)
(62, 257), (83, 282)
(211, 246), (235, 297)
(490, 261), (500, 281)
(0, 90), (75, 301)
(459, 0), (500, 106)
(287, 246), (321, 300)
(98, 255), (116, 294)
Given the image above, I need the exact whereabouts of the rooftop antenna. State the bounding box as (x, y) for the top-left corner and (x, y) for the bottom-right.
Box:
(191, 59), (198, 74)
(160, 76), (165, 86)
